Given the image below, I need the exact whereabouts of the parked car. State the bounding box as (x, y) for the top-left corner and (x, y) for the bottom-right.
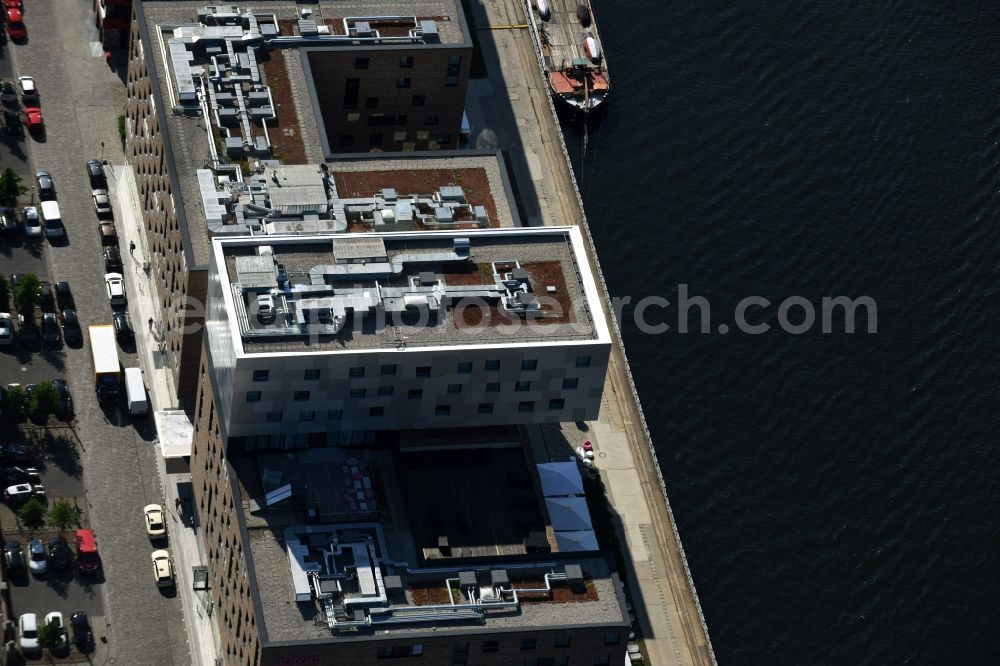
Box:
(28, 538), (46, 575)
(4, 107), (20, 134)
(3, 540), (24, 574)
(53, 379), (74, 418)
(93, 191), (112, 218)
(105, 273), (126, 306)
(18, 613), (39, 654)
(61, 309), (82, 345)
(17, 75), (37, 101)
(114, 311), (134, 345)
(75, 529), (99, 574)
(0, 312), (13, 345)
(104, 246), (123, 272)
(55, 281), (74, 309)
(24, 106), (43, 133)
(144, 504), (166, 539)
(17, 314), (40, 347)
(256, 293), (276, 322)
(48, 536), (70, 570)
(86, 160), (107, 190)
(41, 311), (59, 343)
(151, 549), (174, 587)
(5, 7), (26, 41)
(44, 612), (67, 651)
(0, 80), (15, 104)
(0, 209), (16, 235)
(98, 219), (118, 245)
(0, 443), (30, 462)
(71, 611), (94, 652)
(22, 205), (41, 236)
(4, 483), (33, 503)
(35, 171), (54, 199)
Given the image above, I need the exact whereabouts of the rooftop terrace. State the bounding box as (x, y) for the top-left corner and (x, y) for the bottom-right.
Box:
(215, 227), (603, 353)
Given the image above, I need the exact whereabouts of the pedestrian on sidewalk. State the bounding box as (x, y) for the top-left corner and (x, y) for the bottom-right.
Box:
(148, 317), (154, 331)
(175, 497), (183, 513)
(129, 240), (136, 256)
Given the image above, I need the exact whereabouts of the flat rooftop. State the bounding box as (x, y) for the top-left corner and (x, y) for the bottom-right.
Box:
(214, 227), (605, 354)
(232, 444), (626, 642)
(136, 0), (473, 266)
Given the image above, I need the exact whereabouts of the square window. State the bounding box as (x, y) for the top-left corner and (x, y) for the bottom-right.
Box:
(337, 134), (354, 148)
(304, 369), (320, 380)
(435, 404), (451, 416)
(555, 635), (572, 648)
(399, 56), (414, 68)
(522, 359), (538, 371)
(477, 403), (493, 414)
(253, 370), (269, 382)
(381, 364), (398, 376)
(349, 366), (365, 378)
(265, 411), (282, 422)
(518, 401), (535, 413)
(411, 94), (426, 107)
(416, 366), (431, 378)
(447, 384), (462, 394)
(354, 57), (369, 69)
(562, 377), (579, 390)
(482, 641), (499, 653)
(350, 388), (366, 398)
(485, 359), (500, 371)
(393, 130), (407, 142)
(593, 657), (610, 666)
(515, 381), (531, 392)
(457, 362), (473, 374)
(378, 386), (394, 396)
(424, 114), (440, 126)
(328, 409), (343, 420)
(603, 632), (620, 646)
(365, 96), (379, 109)
(396, 77), (411, 89)
(293, 390), (310, 402)
(520, 638), (537, 650)
(246, 391), (261, 403)
(409, 389), (423, 399)
(549, 398), (565, 411)
(369, 406), (384, 417)
(554, 657), (569, 666)
(576, 355), (592, 368)
(485, 382), (500, 393)
(298, 410), (315, 422)
(369, 133), (383, 147)
(454, 642), (469, 654)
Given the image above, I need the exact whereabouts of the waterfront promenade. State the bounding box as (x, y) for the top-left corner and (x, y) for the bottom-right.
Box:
(464, 0), (716, 663)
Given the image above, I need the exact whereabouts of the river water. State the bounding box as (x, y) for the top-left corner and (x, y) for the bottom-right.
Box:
(572, 2), (1000, 663)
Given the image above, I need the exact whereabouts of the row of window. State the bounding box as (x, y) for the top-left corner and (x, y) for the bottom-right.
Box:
(248, 378), (581, 403)
(260, 398), (567, 422)
(343, 56), (462, 108)
(377, 635), (617, 661)
(354, 56), (415, 70)
(250, 357), (592, 383)
(360, 94), (429, 110)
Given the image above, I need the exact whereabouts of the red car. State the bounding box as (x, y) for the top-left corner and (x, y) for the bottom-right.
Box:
(24, 107), (42, 133)
(5, 7), (25, 40)
(3, 1), (22, 10)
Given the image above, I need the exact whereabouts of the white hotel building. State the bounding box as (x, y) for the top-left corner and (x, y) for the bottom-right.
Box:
(203, 226), (611, 448)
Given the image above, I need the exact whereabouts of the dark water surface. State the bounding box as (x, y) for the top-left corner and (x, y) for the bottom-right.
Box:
(573, 2), (1000, 663)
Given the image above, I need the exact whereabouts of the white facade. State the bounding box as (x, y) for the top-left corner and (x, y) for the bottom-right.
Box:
(204, 227), (612, 441)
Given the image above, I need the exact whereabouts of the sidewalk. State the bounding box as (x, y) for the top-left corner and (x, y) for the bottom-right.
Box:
(107, 163), (221, 666)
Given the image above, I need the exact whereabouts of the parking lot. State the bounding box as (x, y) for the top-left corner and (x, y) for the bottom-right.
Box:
(0, 1), (188, 663)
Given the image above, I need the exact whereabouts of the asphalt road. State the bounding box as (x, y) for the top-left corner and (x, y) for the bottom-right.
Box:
(1, 1), (190, 664)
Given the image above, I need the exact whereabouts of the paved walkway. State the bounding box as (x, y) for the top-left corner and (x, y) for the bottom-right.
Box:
(473, 1), (716, 664)
(110, 165), (222, 666)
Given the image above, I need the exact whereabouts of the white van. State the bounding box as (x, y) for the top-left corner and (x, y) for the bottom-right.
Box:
(40, 200), (63, 238)
(124, 367), (149, 416)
